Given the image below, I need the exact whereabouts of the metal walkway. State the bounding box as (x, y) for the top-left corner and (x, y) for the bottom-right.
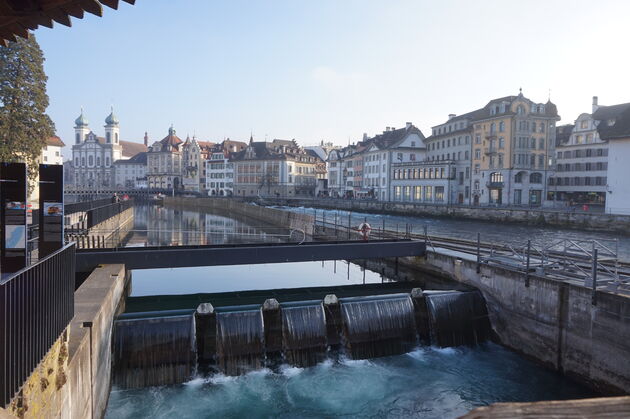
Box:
(75, 239), (425, 272)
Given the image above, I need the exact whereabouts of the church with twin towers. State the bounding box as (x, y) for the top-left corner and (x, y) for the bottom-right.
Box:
(70, 108), (148, 189)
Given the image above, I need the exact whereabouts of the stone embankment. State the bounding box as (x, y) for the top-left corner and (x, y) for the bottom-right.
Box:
(260, 197), (630, 234)
(163, 197), (314, 235)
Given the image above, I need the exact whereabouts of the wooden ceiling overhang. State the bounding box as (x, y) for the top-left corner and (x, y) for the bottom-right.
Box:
(0, 0), (136, 45)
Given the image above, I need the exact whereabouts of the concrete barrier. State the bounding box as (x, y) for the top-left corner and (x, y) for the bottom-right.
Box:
(405, 251), (630, 395)
(163, 197), (314, 235)
(262, 198), (630, 234)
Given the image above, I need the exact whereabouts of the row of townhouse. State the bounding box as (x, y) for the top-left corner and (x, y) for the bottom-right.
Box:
(327, 91), (630, 213)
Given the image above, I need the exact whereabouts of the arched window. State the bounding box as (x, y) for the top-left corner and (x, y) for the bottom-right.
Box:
(515, 172), (523, 183)
(76, 133), (80, 144)
(530, 172), (542, 183)
(106, 132), (111, 143)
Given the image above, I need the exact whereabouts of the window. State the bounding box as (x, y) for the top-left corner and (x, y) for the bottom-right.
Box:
(474, 164), (480, 174)
(410, 153), (416, 161)
(539, 138), (545, 150)
(499, 121), (505, 132)
(580, 120), (588, 129)
(397, 153), (403, 161)
(424, 186), (432, 201)
(414, 186), (421, 201)
(499, 137), (505, 149)
(530, 172), (542, 183)
(435, 186), (445, 202)
(538, 155), (545, 168)
(88, 155), (93, 166)
(515, 172), (523, 183)
(474, 149), (481, 159)
(490, 123), (496, 133)
(517, 105), (524, 115)
(475, 135), (481, 144)
(539, 123), (545, 133)
(106, 132), (111, 143)
(76, 133), (80, 144)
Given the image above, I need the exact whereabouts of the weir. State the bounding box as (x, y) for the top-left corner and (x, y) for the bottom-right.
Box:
(340, 294), (418, 359)
(112, 314), (196, 388)
(111, 288), (492, 389)
(215, 308), (265, 376)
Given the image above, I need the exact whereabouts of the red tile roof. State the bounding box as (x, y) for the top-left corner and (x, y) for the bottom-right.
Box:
(45, 136), (65, 147)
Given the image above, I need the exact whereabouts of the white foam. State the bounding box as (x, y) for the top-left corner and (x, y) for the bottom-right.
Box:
(280, 364), (304, 377)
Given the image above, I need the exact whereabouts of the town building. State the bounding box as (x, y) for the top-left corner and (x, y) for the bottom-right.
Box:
(147, 126), (184, 190)
(550, 97), (610, 207)
(205, 139), (247, 196)
(328, 123), (426, 200)
(390, 160), (456, 203)
(42, 136), (64, 165)
(595, 102), (630, 214)
(468, 91), (560, 206)
(113, 151), (147, 188)
(70, 109), (147, 189)
(231, 138), (318, 197)
(425, 113), (475, 204)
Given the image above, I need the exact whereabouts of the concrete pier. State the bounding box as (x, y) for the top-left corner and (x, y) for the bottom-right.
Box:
(2, 265), (127, 418)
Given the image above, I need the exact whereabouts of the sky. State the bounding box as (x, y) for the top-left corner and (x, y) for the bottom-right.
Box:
(35, 0), (630, 159)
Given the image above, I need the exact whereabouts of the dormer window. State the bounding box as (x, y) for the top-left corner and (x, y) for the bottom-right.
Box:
(608, 119), (616, 126)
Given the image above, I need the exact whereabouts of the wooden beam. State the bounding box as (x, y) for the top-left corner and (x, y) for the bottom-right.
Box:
(99, 0), (119, 9)
(78, 0), (103, 17)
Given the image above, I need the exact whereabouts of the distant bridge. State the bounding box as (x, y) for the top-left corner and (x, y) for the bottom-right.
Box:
(75, 239), (425, 272)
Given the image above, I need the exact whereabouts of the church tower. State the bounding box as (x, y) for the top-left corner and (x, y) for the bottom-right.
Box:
(104, 106), (120, 145)
(74, 108), (89, 144)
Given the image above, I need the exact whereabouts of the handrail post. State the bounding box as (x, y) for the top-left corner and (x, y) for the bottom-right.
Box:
(592, 248), (598, 305)
(476, 232), (481, 273)
(525, 239), (531, 287)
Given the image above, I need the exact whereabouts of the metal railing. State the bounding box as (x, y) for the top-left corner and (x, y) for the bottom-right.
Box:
(87, 199), (133, 229)
(1, 243), (76, 407)
(65, 198), (113, 215)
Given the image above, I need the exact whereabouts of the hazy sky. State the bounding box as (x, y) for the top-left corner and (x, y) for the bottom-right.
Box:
(36, 0), (630, 157)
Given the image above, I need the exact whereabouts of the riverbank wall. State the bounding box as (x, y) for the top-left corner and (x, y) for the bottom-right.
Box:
(404, 250), (630, 395)
(2, 265), (128, 418)
(65, 206), (134, 249)
(163, 197), (314, 235)
(259, 197), (630, 234)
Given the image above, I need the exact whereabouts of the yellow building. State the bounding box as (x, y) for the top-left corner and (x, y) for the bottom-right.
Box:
(470, 91), (560, 206)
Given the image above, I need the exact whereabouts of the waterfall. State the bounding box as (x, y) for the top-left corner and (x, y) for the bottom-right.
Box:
(216, 309), (265, 375)
(281, 302), (328, 367)
(340, 294), (418, 359)
(424, 291), (491, 347)
(112, 314), (196, 388)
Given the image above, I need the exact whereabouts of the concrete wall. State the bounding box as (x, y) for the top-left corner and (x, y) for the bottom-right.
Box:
(2, 265), (127, 418)
(163, 197), (314, 235)
(263, 197), (630, 234)
(66, 207), (134, 249)
(407, 251), (630, 394)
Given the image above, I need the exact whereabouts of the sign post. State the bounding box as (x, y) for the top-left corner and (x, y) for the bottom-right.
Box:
(0, 162), (28, 275)
(38, 164), (64, 258)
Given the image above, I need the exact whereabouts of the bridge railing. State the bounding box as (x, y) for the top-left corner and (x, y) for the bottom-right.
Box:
(0, 243), (76, 408)
(86, 199), (133, 229)
(65, 198), (113, 215)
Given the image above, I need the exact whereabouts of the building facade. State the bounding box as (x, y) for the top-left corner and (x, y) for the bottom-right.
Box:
(205, 140), (247, 196)
(42, 136), (64, 165)
(147, 126), (183, 190)
(232, 139), (318, 197)
(390, 160), (456, 204)
(70, 109), (147, 189)
(469, 92), (560, 206)
(113, 152), (147, 188)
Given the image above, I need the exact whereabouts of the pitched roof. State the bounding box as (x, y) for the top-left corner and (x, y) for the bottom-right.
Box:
(367, 125), (425, 150)
(593, 103), (630, 140)
(121, 140), (148, 158)
(45, 136), (65, 147)
(555, 124), (574, 146)
(114, 151), (147, 165)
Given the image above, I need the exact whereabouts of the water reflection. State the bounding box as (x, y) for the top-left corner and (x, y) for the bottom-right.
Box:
(126, 204), (287, 247)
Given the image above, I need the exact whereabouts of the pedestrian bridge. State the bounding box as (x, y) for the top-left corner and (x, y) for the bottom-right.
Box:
(75, 239), (425, 273)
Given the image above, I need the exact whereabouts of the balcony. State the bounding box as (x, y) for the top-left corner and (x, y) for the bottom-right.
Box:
(486, 181), (504, 189)
(485, 132), (497, 139)
(484, 147), (498, 155)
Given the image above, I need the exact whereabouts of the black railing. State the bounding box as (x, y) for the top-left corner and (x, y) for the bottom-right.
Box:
(87, 199), (133, 229)
(0, 243), (76, 407)
(65, 198), (113, 215)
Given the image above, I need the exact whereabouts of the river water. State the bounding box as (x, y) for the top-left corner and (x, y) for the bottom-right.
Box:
(106, 343), (593, 419)
(274, 205), (630, 261)
(105, 204), (597, 418)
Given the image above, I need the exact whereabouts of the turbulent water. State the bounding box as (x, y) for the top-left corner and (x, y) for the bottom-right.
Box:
(106, 343), (594, 419)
